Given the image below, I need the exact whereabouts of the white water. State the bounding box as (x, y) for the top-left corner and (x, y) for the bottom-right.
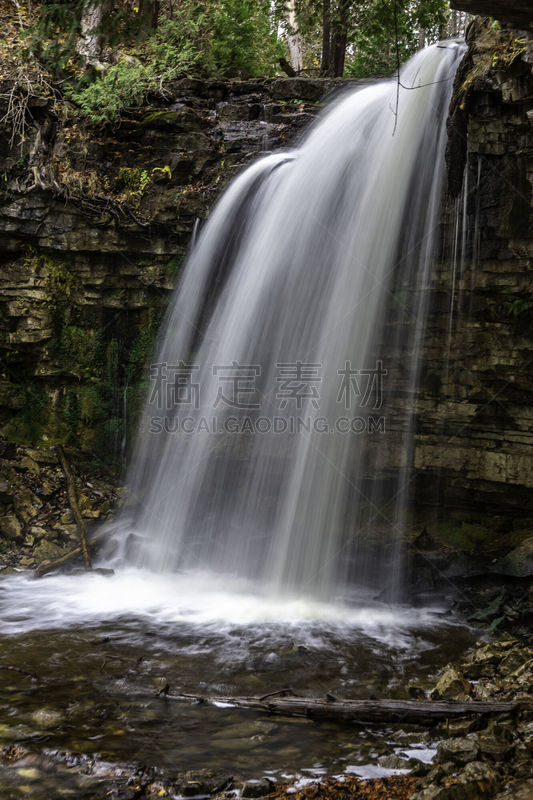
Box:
(104, 42), (466, 603)
(0, 569), (443, 635)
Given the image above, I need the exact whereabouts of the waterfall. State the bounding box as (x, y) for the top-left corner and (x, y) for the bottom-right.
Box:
(113, 42), (466, 602)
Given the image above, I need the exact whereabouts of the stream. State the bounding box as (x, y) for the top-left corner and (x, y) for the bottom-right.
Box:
(0, 569), (477, 798)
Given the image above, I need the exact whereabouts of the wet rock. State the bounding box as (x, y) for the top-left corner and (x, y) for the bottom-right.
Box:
(181, 780), (208, 796)
(445, 761), (499, 800)
(0, 464), (17, 501)
(459, 761), (500, 791)
(31, 708), (63, 728)
(494, 536), (533, 578)
(0, 513), (22, 540)
(505, 658), (533, 695)
(498, 646), (533, 676)
(13, 486), (42, 522)
(411, 787), (444, 800)
(0, 439), (17, 459)
(412, 761), (499, 800)
(436, 734), (480, 765)
(431, 668), (471, 701)
(26, 447), (57, 465)
(151, 677), (169, 694)
(395, 729), (431, 745)
(271, 78), (326, 102)
(451, 0), (533, 27)
(18, 456), (41, 474)
(473, 679), (502, 701)
(52, 522), (77, 540)
(520, 721), (533, 754)
(478, 733), (515, 762)
(78, 493), (101, 519)
(513, 744), (533, 779)
(39, 480), (56, 498)
(463, 644), (500, 679)
(377, 754), (411, 769)
(446, 717), (478, 736)
(33, 540), (64, 562)
(241, 778), (274, 797)
(411, 761), (433, 778)
(493, 780), (533, 800)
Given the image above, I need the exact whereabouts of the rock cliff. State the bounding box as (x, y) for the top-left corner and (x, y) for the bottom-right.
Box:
(0, 77), (357, 465)
(0, 21), (532, 568)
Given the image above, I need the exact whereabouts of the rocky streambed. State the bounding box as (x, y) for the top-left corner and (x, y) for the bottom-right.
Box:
(0, 629), (532, 800)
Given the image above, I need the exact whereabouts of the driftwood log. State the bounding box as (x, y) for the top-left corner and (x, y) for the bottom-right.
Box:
(56, 445), (92, 571)
(166, 690), (525, 726)
(34, 528), (110, 577)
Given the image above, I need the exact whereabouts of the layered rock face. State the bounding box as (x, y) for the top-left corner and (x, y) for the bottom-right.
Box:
(412, 20), (533, 533)
(0, 77), (357, 465)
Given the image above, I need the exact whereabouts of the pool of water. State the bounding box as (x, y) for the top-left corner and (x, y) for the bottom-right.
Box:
(0, 569), (476, 797)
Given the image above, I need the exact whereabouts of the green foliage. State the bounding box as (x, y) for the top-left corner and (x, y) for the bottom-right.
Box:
(43, 260), (80, 306)
(211, 0), (283, 76)
(3, 381), (50, 445)
(60, 0), (281, 122)
(67, 60), (150, 122)
(118, 166), (152, 198)
(345, 0), (448, 79)
(284, 0), (449, 76)
(498, 292), (532, 319)
(59, 326), (99, 375)
(24, 0), (143, 75)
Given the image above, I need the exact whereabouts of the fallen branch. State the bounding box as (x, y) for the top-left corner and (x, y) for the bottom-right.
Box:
(56, 445), (92, 571)
(165, 691), (525, 726)
(0, 664), (39, 680)
(33, 528), (110, 576)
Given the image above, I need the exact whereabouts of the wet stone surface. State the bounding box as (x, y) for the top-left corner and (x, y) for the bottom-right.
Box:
(0, 580), (477, 799)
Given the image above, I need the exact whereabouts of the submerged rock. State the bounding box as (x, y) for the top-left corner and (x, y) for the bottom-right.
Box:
(31, 708), (63, 728)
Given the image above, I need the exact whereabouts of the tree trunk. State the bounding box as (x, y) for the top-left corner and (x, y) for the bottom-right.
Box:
(76, 0), (104, 65)
(164, 690), (525, 726)
(321, 0), (331, 76)
(286, 0), (303, 73)
(330, 0), (351, 77)
(56, 445), (92, 572)
(139, 0), (159, 29)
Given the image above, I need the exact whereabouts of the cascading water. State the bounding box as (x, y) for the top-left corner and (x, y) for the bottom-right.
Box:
(0, 44), (477, 795)
(111, 41), (466, 602)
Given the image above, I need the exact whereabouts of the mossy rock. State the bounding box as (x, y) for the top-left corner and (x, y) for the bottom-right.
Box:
(33, 540), (65, 563)
(493, 534), (533, 577)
